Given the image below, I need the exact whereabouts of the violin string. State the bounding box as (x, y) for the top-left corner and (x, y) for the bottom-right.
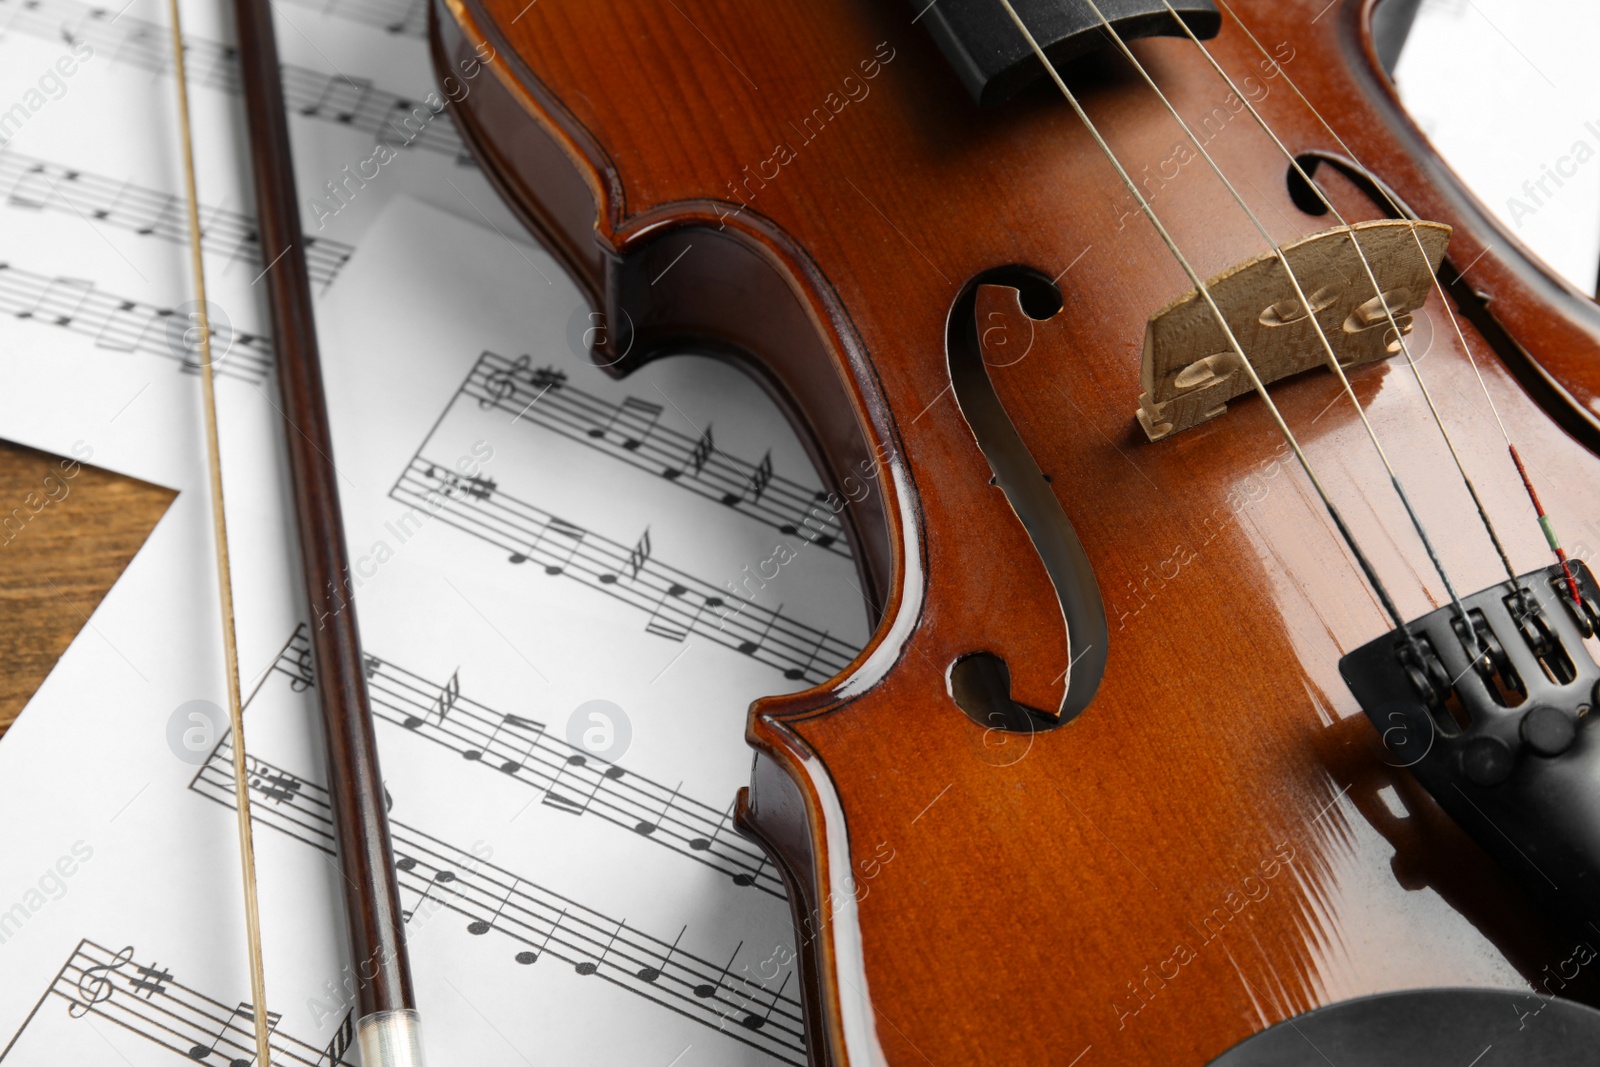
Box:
(1211, 0), (1584, 609)
(992, 0), (1415, 638)
(163, 0), (275, 1063)
(1072, 0), (1481, 657)
(1156, 0), (1521, 600)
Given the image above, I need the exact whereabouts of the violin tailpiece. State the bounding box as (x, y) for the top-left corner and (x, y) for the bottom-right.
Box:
(1136, 219), (1450, 441)
(1341, 560), (1600, 937)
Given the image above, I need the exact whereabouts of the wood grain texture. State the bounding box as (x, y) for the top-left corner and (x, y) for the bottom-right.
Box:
(0, 438), (174, 736)
(431, 0), (1600, 1063)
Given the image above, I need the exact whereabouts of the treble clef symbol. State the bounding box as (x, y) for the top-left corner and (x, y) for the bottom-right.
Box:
(479, 354), (532, 409)
(68, 945), (135, 1018)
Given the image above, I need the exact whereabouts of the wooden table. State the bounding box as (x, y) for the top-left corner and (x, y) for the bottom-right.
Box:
(0, 438), (175, 736)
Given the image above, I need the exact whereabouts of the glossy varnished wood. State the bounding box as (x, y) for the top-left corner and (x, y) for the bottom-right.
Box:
(431, 1), (1600, 1063)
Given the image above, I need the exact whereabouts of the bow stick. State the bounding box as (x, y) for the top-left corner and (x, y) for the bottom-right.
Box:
(161, 0), (426, 1061)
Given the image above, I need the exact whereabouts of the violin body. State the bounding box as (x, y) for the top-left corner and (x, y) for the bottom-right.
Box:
(429, 0), (1600, 1062)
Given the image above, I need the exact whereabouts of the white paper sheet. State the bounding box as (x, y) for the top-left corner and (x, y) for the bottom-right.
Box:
(0, 0), (870, 1051)
(0, 186), (873, 1064)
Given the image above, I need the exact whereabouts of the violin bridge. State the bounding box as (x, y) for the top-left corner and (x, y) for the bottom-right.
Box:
(1135, 219), (1450, 442)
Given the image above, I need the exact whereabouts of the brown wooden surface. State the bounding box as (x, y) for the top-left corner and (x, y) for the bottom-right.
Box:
(433, 0), (1600, 1064)
(0, 438), (174, 736)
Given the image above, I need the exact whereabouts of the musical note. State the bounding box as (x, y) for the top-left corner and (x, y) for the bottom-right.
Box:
(470, 713), (544, 773)
(5, 163), (51, 210)
(467, 878), (519, 935)
(643, 583), (693, 641)
(510, 515), (585, 573)
(93, 298), (155, 353)
(721, 449), (774, 505)
(541, 754), (589, 813)
(455, 352), (849, 556)
(635, 781), (682, 836)
(381, 0), (425, 34)
(435, 670), (460, 723)
(68, 945), (134, 1017)
(14, 274), (92, 326)
(321, 1010), (355, 1067)
(0, 0), (468, 159)
(732, 854), (771, 889)
(0, 153), (353, 288)
(190, 742), (807, 1058)
(741, 971), (794, 1031)
(783, 629), (830, 682)
(0, 260), (272, 380)
(135, 192), (180, 238)
(667, 425), (714, 481)
(690, 799), (735, 852)
(403, 867), (451, 924)
(751, 451), (774, 501)
(602, 396), (663, 451)
(601, 527), (651, 585)
(517, 906), (566, 965)
(693, 941), (743, 998)
(637, 925), (686, 983)
(737, 605), (783, 655)
(576, 918), (626, 977)
(362, 653), (383, 679)
(186, 1000), (281, 1064)
(403, 669), (459, 729)
(298, 73), (374, 124)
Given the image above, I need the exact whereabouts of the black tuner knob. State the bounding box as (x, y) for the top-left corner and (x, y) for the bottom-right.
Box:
(1460, 736), (1514, 786)
(1521, 705), (1578, 757)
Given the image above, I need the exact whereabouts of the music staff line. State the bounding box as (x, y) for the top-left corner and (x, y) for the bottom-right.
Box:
(0, 939), (352, 1066)
(392, 457), (858, 686)
(0, 0), (468, 162)
(0, 261), (274, 382)
(465, 352), (850, 557)
(188, 742), (808, 1064)
(273, 625), (785, 896)
(0, 150), (354, 289)
(280, 0), (426, 38)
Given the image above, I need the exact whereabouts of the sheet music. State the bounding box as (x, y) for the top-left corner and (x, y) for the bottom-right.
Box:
(0, 188), (869, 1064)
(2, 938), (341, 1065)
(0, 0), (868, 1051)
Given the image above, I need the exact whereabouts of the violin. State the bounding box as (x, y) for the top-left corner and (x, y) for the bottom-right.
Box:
(426, 0), (1600, 1062)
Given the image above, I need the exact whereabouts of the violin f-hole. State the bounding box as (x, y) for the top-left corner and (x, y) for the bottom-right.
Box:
(945, 266), (1109, 722)
(947, 651), (1064, 737)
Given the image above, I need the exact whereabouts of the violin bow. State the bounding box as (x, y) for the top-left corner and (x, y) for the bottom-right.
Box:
(161, 0), (425, 1062)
